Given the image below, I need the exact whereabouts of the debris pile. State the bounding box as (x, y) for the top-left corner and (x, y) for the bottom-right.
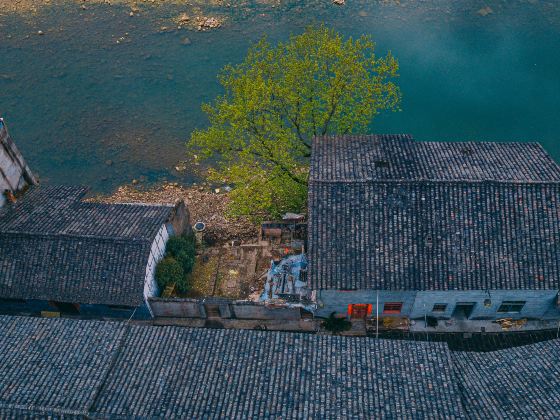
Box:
(260, 253), (313, 310)
(494, 318), (528, 330)
(196, 16), (221, 30)
(173, 12), (222, 30)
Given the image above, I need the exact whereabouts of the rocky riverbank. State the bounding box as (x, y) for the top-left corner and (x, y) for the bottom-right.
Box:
(90, 182), (258, 244)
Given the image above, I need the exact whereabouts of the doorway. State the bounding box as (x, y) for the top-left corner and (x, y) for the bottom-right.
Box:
(452, 302), (475, 320)
(49, 301), (80, 315)
(348, 304), (372, 320)
(204, 304), (221, 318)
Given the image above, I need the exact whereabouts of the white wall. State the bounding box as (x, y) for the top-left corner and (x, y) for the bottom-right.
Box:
(0, 121), (36, 207)
(143, 224), (171, 302)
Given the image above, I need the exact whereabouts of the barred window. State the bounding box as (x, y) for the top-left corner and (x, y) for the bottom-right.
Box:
(432, 303), (447, 312)
(497, 301), (525, 313)
(383, 302), (403, 314)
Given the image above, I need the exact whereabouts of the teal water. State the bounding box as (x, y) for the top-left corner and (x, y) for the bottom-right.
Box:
(1, 0), (559, 192)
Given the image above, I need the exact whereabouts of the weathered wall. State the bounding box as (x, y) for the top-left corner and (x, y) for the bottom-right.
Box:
(316, 288), (560, 321)
(0, 119), (37, 207)
(0, 298), (151, 320)
(168, 200), (190, 236)
(148, 298), (204, 318)
(148, 298), (303, 320)
(315, 290), (417, 318)
(231, 303), (301, 320)
(412, 290), (560, 320)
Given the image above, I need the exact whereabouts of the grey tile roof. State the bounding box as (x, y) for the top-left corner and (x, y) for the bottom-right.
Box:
(451, 339), (560, 420)
(95, 326), (464, 419)
(0, 185), (174, 306)
(0, 316), (465, 420)
(0, 186), (172, 240)
(311, 135), (560, 182)
(0, 316), (125, 418)
(308, 135), (560, 290)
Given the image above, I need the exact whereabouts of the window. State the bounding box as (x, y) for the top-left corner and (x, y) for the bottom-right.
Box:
(432, 303), (447, 312)
(374, 160), (390, 169)
(108, 305), (132, 311)
(497, 301), (525, 313)
(49, 301), (80, 315)
(383, 302), (403, 314)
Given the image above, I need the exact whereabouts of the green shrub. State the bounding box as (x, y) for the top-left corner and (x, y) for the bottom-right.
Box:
(157, 233), (196, 295)
(165, 234), (196, 274)
(175, 250), (195, 275)
(322, 312), (352, 334)
(166, 235), (195, 257)
(155, 257), (184, 291)
(175, 273), (191, 294)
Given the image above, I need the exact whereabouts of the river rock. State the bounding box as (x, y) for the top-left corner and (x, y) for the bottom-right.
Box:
(477, 6), (493, 16)
(181, 37), (192, 46)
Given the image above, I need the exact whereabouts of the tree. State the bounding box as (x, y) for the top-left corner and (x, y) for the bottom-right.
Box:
(189, 25), (401, 219)
(322, 312), (352, 334)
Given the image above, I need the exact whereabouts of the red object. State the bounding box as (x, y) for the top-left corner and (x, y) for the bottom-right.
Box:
(348, 304), (372, 319)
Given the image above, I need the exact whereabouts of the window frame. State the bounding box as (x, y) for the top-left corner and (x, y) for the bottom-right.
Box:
(432, 303), (448, 312)
(382, 302), (403, 314)
(497, 301), (526, 313)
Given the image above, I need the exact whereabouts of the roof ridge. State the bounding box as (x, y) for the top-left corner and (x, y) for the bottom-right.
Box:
(309, 178), (560, 185)
(0, 230), (154, 243)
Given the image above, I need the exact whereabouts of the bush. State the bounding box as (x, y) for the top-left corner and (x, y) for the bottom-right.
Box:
(165, 234), (196, 273)
(322, 312), (352, 334)
(156, 233), (197, 295)
(175, 251), (195, 276)
(155, 257), (184, 291)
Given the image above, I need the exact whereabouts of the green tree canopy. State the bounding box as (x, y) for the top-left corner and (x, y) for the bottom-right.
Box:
(189, 25), (401, 219)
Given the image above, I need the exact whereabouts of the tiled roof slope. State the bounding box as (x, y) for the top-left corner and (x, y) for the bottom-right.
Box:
(0, 186), (172, 240)
(0, 234), (152, 305)
(308, 135), (560, 290)
(0, 316), (125, 418)
(0, 185), (174, 306)
(311, 135), (560, 182)
(309, 182), (560, 290)
(0, 316), (465, 420)
(95, 326), (463, 419)
(452, 339), (560, 419)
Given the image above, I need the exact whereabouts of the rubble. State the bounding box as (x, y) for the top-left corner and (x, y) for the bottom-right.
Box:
(196, 16), (221, 31)
(174, 12), (222, 31)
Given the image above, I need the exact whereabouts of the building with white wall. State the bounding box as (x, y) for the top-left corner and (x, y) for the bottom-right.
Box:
(308, 134), (560, 331)
(0, 185), (188, 319)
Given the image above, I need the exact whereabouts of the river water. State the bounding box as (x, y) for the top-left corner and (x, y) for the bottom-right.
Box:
(1, 0), (559, 192)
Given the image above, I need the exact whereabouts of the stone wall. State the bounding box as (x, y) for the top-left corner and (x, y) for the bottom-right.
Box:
(0, 119), (37, 207)
(148, 297), (303, 321)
